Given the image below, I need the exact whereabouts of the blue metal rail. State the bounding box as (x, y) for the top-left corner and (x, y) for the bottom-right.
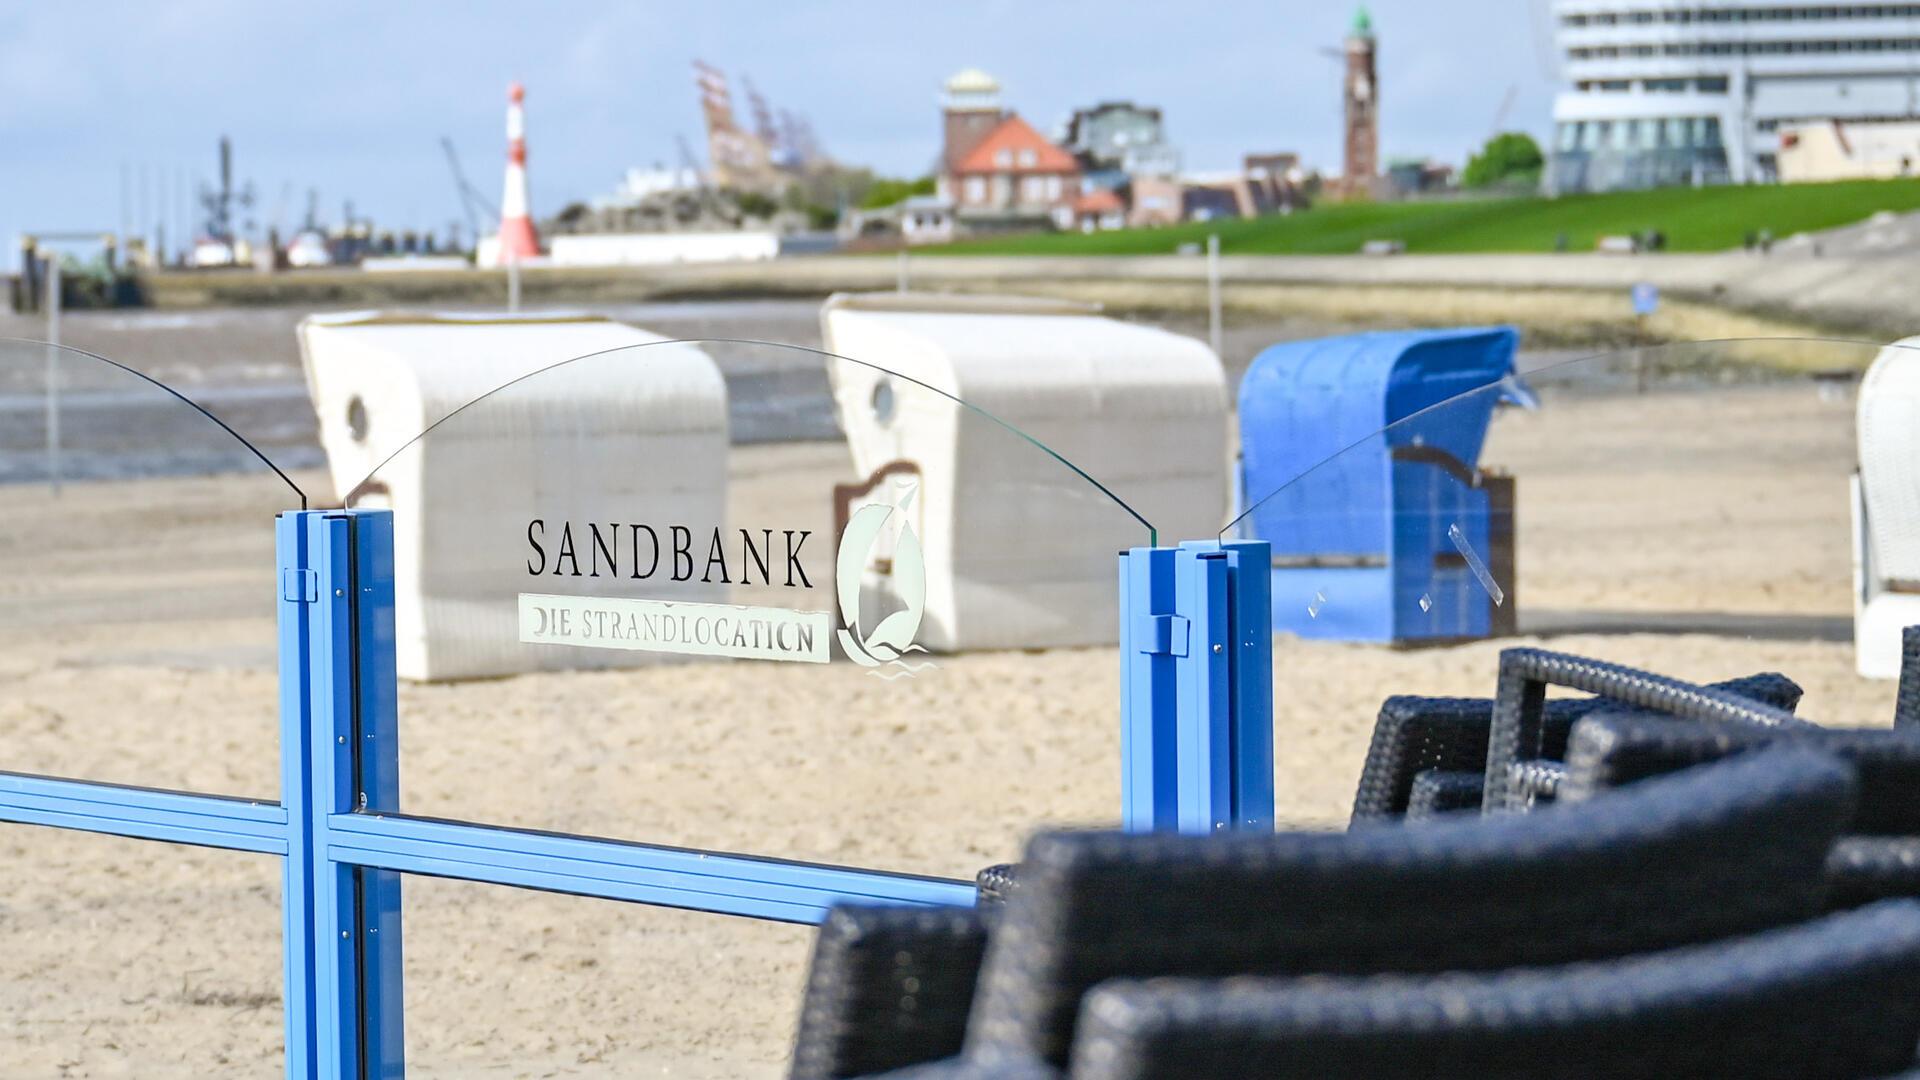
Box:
(327, 811), (973, 924)
(0, 772), (286, 854)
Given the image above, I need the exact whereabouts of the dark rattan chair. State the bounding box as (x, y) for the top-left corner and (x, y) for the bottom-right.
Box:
(1350, 671), (1802, 822)
(790, 905), (993, 1080)
(1068, 898), (1920, 1080)
(1484, 649), (1812, 813)
(953, 745), (1855, 1072)
(1561, 710), (1920, 833)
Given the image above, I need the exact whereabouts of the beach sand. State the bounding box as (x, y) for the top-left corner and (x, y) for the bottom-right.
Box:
(0, 376), (1902, 1077)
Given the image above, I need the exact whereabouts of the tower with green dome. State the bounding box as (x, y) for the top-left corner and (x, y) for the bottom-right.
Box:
(1342, 5), (1379, 198)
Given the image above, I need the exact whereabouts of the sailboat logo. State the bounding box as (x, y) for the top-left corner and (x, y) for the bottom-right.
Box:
(835, 490), (934, 678)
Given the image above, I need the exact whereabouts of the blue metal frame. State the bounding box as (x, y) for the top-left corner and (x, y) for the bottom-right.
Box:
(0, 509), (1267, 1078)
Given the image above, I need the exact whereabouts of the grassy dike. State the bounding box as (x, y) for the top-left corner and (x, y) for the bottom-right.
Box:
(940, 177), (1920, 256)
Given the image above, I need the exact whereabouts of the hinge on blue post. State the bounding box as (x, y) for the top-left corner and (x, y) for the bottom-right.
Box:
(282, 568), (318, 604)
(1136, 613), (1190, 657)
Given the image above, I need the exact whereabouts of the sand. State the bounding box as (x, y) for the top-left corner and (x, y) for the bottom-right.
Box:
(0, 373), (1904, 1078)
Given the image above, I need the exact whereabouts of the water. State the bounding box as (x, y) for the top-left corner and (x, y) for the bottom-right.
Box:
(0, 298), (1620, 485)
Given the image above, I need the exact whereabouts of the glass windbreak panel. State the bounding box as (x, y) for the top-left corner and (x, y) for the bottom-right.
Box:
(329, 334), (1164, 877)
(0, 339), (305, 796)
(1227, 338), (1910, 825)
(400, 876), (808, 1078)
(0, 833), (283, 1075)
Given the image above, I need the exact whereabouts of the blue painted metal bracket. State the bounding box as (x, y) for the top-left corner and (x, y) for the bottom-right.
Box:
(1117, 541), (1274, 835)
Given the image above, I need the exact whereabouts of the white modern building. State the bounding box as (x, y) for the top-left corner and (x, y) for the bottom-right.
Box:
(1551, 2), (1920, 191)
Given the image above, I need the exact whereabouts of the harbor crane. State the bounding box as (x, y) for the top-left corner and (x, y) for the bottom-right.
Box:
(439, 137), (499, 243)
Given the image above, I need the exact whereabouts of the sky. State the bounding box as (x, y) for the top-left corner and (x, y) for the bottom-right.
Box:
(1, 1), (1564, 267)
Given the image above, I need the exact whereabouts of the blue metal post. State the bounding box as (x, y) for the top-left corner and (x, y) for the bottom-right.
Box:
(350, 510), (406, 1079)
(1118, 542), (1274, 835)
(277, 512), (320, 1080)
(281, 508), (405, 1080)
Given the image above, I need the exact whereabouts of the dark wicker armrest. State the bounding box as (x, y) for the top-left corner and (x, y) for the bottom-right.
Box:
(1404, 769), (1484, 819)
(976, 864), (1020, 908)
(1563, 710), (1920, 836)
(791, 904), (991, 1080)
(1065, 899), (1920, 1080)
(1355, 671), (1802, 823)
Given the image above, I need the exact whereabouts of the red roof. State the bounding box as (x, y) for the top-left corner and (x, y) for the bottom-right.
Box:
(1073, 189), (1124, 214)
(953, 114), (1079, 175)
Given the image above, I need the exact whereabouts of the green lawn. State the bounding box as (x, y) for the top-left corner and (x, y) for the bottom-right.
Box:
(932, 179), (1920, 255)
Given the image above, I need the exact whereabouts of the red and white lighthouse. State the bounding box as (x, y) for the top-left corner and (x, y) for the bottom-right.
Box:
(494, 81), (540, 265)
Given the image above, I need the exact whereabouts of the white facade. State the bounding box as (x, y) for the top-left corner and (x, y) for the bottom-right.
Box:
(898, 196), (956, 245)
(588, 166), (703, 212)
(1551, 1), (1920, 190)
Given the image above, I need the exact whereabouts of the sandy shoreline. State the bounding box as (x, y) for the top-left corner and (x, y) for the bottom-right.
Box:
(0, 374), (1904, 1077)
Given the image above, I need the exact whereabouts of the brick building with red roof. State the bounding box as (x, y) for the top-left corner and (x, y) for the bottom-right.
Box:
(936, 69), (1082, 233)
